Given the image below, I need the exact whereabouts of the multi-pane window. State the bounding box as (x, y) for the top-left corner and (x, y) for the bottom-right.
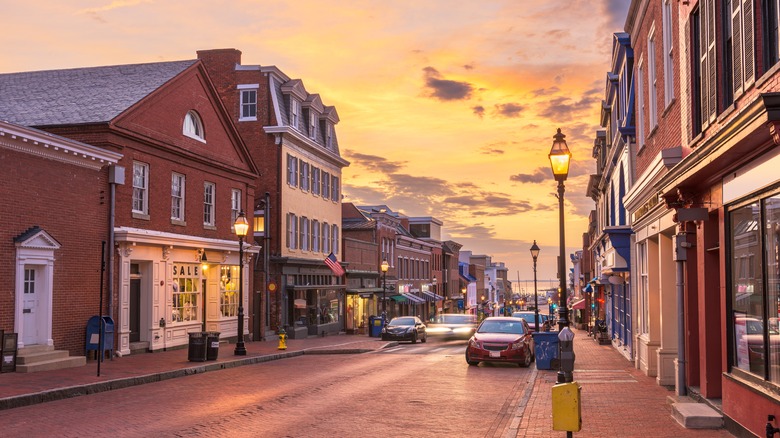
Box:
(322, 222), (330, 254)
(638, 241), (649, 335)
(311, 167), (321, 196)
(290, 99), (300, 130)
(24, 268), (35, 294)
(332, 225), (339, 255)
(183, 111), (205, 141)
(171, 173), (185, 221)
(730, 198), (772, 379)
(300, 161), (310, 192)
(203, 182), (215, 226)
(699, 0), (717, 126)
(730, 0), (755, 98)
(172, 264), (200, 323)
(326, 124), (333, 149)
(648, 28), (658, 129)
(322, 171), (330, 200)
(287, 213), (298, 249)
(764, 0), (779, 70)
(309, 112), (317, 139)
(637, 60), (645, 149)
(231, 189), (241, 226)
(239, 86), (258, 120)
(132, 162), (149, 214)
(312, 220), (320, 252)
(287, 154), (298, 187)
(301, 217), (310, 251)
(331, 175), (340, 202)
(662, 0), (674, 107)
(219, 265), (239, 317)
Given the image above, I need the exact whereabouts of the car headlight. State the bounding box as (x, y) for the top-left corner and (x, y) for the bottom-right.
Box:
(468, 338), (478, 348)
(511, 341), (524, 350)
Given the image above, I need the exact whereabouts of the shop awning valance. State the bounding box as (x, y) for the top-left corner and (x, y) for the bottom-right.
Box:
(421, 291), (443, 301)
(571, 298), (586, 310)
(390, 293), (425, 304)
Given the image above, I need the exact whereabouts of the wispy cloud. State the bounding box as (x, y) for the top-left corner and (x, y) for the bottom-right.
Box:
(77, 0), (152, 23)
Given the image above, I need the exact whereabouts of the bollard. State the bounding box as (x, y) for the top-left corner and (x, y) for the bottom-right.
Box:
(278, 328), (287, 350)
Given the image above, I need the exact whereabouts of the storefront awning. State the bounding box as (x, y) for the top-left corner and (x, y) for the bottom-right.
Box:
(390, 293), (426, 304)
(421, 291), (443, 301)
(571, 298), (586, 310)
(286, 284), (347, 291)
(346, 288), (384, 294)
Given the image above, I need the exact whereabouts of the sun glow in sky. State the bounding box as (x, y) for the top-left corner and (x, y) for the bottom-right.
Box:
(1, 0), (630, 281)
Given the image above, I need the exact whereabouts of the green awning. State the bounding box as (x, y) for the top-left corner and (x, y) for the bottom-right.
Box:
(390, 295), (406, 302)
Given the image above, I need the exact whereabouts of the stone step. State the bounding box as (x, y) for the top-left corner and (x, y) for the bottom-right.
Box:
(672, 402), (724, 429)
(16, 349), (70, 364)
(15, 356), (86, 373)
(130, 341), (149, 354)
(17, 344), (53, 355)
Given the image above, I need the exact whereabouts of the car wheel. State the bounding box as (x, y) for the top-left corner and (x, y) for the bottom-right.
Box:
(421, 333), (427, 343)
(411, 332), (418, 344)
(519, 346), (531, 368)
(465, 350), (479, 366)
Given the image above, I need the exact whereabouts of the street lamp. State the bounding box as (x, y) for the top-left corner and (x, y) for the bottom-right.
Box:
(233, 211), (249, 356)
(381, 259), (389, 319)
(549, 128), (571, 330)
(530, 240), (540, 331)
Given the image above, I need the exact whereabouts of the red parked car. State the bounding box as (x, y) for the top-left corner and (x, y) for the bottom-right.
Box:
(465, 317), (535, 367)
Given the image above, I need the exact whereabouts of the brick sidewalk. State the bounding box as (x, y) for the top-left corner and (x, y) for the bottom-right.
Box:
(0, 329), (734, 437)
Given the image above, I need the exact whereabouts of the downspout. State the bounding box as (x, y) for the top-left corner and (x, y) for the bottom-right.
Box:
(107, 165), (125, 319)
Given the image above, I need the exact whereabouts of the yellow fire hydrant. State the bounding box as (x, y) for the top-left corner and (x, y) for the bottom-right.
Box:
(277, 328), (287, 350)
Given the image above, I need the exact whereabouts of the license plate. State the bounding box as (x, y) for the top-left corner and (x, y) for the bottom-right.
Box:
(489, 351), (500, 358)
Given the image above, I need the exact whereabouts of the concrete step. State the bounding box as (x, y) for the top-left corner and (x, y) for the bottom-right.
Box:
(17, 344), (53, 355)
(130, 341), (149, 354)
(672, 402), (723, 429)
(15, 356), (86, 373)
(16, 349), (70, 364)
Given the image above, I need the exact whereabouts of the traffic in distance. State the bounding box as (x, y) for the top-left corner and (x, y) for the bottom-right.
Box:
(380, 312), (551, 368)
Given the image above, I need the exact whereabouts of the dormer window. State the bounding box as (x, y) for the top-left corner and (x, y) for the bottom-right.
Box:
(290, 99), (300, 130)
(183, 111), (205, 142)
(326, 124), (333, 149)
(309, 113), (317, 139)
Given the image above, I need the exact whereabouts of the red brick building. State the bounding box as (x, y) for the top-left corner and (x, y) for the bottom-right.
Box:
(0, 60), (258, 359)
(0, 121), (121, 363)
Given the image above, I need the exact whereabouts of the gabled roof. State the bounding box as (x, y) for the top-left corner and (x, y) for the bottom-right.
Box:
(0, 60), (197, 126)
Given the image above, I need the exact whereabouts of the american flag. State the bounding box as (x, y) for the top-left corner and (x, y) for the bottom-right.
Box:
(324, 252), (345, 276)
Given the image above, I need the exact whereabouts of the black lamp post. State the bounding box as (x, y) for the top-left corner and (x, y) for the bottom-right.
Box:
(530, 240), (540, 331)
(549, 128), (571, 330)
(381, 259), (389, 318)
(234, 211), (249, 356)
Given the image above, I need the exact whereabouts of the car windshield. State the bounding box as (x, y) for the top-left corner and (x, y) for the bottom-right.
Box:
(439, 315), (475, 324)
(391, 317), (415, 326)
(512, 313), (535, 324)
(478, 320), (526, 335)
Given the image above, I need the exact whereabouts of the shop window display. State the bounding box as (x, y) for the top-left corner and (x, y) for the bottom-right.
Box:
(172, 264), (200, 323)
(220, 265), (239, 317)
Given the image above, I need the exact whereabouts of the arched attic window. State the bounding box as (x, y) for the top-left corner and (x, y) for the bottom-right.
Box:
(183, 110), (205, 142)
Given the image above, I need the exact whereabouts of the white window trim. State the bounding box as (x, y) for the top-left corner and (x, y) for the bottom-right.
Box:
(662, 0), (674, 108)
(637, 57), (645, 150)
(647, 25), (658, 129)
(309, 113), (317, 139)
(231, 189), (241, 231)
(238, 84), (259, 122)
(171, 173), (186, 223)
(132, 161), (149, 216)
(204, 182), (215, 227)
(183, 111), (206, 143)
(290, 99), (300, 130)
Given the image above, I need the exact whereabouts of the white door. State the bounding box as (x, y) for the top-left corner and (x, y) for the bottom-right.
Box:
(22, 267), (41, 345)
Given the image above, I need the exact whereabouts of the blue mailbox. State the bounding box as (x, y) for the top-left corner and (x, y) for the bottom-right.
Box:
(86, 315), (114, 361)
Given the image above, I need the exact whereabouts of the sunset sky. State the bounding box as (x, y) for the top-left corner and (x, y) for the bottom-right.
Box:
(2, 0), (630, 283)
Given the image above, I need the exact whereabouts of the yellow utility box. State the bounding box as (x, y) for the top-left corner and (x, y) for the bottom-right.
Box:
(551, 381), (582, 432)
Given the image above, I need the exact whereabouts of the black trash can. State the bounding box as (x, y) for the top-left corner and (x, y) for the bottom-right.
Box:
(206, 331), (220, 360)
(188, 332), (206, 362)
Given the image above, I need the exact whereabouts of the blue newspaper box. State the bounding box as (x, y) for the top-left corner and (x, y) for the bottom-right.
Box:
(86, 316), (114, 361)
(368, 316), (385, 337)
(532, 331), (560, 370)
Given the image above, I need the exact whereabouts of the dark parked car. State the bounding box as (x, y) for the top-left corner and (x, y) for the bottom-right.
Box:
(466, 317), (535, 367)
(426, 313), (478, 339)
(511, 311), (551, 332)
(381, 316), (427, 343)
